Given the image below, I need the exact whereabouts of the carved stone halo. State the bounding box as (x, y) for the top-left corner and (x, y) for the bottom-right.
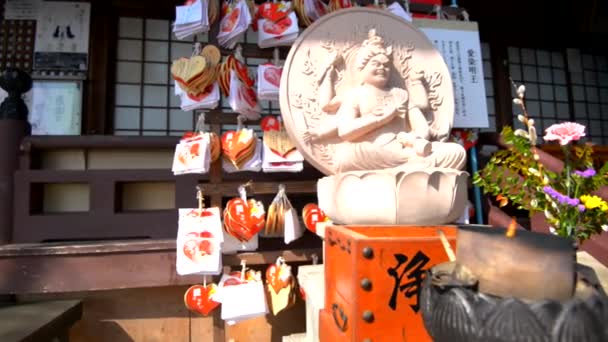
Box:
(279, 8), (455, 176)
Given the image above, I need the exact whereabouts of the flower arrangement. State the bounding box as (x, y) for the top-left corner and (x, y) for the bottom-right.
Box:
(473, 83), (608, 243)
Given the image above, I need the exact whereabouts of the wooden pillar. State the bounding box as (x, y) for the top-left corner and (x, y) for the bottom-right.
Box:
(0, 68), (32, 244)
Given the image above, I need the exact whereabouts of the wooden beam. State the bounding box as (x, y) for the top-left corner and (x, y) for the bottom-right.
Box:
(0, 238), (322, 294)
(85, 0), (117, 134)
(487, 41), (513, 130)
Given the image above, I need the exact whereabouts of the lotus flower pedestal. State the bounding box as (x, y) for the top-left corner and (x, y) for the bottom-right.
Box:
(317, 168), (469, 226)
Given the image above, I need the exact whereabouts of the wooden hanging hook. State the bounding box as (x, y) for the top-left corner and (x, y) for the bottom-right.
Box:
(276, 183), (286, 199)
(235, 44), (244, 63)
(242, 180), (254, 190)
(238, 180), (254, 198)
(273, 48), (280, 66)
(195, 112), (206, 133)
(240, 260), (247, 281)
(192, 42), (202, 56)
(237, 181), (252, 202)
(236, 114), (247, 131)
(196, 185), (205, 212)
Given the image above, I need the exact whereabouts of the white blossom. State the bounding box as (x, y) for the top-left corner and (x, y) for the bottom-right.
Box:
(517, 114), (526, 123)
(549, 226), (557, 235)
(528, 125), (537, 145)
(528, 168), (539, 176)
(514, 129), (529, 138)
(513, 98), (523, 105)
(527, 119), (535, 127)
(517, 85), (526, 98)
(544, 210), (554, 220)
(602, 225), (608, 232)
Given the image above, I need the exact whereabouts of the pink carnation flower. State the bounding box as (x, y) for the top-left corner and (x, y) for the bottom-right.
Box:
(543, 122), (586, 145)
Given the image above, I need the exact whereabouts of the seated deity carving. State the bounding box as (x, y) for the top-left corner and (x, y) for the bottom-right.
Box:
(301, 29), (466, 174)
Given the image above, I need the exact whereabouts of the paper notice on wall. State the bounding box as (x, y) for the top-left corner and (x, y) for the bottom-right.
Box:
(34, 1), (90, 71)
(4, 0), (41, 20)
(28, 81), (81, 135)
(414, 19), (489, 128)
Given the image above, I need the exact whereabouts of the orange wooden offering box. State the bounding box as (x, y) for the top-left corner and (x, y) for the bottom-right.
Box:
(319, 225), (457, 342)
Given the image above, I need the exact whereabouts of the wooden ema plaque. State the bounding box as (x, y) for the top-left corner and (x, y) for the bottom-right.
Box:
(319, 225), (457, 342)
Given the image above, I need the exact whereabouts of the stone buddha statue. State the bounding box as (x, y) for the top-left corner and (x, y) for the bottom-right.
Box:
(279, 9), (469, 225)
(303, 29), (466, 174)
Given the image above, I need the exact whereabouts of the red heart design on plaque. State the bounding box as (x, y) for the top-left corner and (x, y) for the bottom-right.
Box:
(189, 142), (200, 156)
(182, 231), (215, 263)
(234, 60), (255, 88)
(224, 198), (265, 242)
(187, 83), (214, 102)
(238, 85), (258, 109)
(222, 271), (257, 287)
(185, 209), (214, 218)
(302, 203), (328, 234)
(221, 130), (254, 163)
(266, 264), (292, 293)
(184, 284), (220, 316)
(258, 3), (289, 22)
(263, 66), (282, 88)
(223, 278), (243, 286)
(262, 16), (292, 36)
(221, 8), (240, 33)
(260, 116), (281, 131)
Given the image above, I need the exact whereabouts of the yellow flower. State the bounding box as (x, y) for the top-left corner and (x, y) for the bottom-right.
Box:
(580, 195), (608, 211)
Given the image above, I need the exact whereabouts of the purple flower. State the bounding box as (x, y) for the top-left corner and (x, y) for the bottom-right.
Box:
(578, 204), (586, 212)
(574, 168), (596, 178)
(543, 186), (558, 197)
(567, 197), (580, 206)
(543, 186), (580, 207)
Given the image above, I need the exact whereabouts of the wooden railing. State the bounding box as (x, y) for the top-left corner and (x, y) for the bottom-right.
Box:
(13, 135), (323, 243)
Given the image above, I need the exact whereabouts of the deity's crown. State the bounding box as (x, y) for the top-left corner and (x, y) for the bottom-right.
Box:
(356, 29), (393, 70)
(362, 29), (385, 49)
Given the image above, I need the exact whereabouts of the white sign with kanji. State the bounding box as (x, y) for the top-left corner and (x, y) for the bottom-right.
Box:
(415, 19), (489, 128)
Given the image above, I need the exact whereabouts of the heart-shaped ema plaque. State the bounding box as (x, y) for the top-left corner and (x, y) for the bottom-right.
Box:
(258, 2), (291, 22)
(171, 55), (207, 88)
(263, 129), (296, 158)
(265, 262), (292, 293)
(221, 129), (256, 168)
(302, 203), (329, 234)
(223, 198), (265, 242)
(262, 16), (293, 36)
(263, 66), (282, 88)
(184, 284), (220, 316)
